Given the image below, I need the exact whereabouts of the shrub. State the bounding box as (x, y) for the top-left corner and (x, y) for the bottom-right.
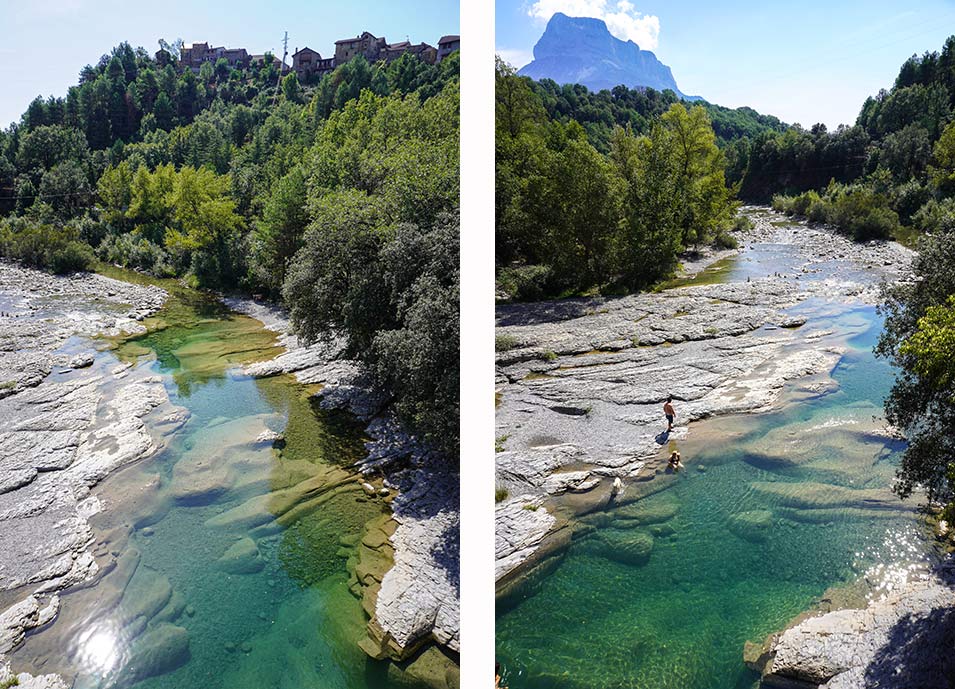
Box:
(495, 333), (519, 351)
(891, 180), (931, 225)
(807, 197), (829, 223)
(0, 217), (94, 274)
(790, 190), (819, 217)
(912, 197), (955, 234)
(495, 487), (509, 503)
(97, 233), (173, 276)
(496, 264), (553, 302)
(771, 194), (793, 213)
(826, 184), (899, 241)
(732, 215), (753, 232)
(714, 231), (739, 249)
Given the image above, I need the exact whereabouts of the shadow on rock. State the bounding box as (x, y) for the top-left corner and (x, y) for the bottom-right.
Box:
(496, 297), (608, 327)
(863, 604), (955, 688)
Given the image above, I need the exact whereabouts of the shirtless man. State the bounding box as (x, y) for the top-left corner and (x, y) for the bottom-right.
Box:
(663, 396), (676, 432)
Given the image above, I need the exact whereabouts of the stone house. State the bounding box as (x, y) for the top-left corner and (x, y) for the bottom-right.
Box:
(437, 35), (460, 62)
(292, 47), (335, 80)
(179, 42), (249, 72)
(334, 31), (387, 64)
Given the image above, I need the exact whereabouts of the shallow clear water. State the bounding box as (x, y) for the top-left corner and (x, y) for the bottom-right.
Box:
(11, 284), (416, 689)
(496, 289), (934, 688)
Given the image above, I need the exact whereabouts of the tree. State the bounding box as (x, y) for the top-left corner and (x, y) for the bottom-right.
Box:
(281, 73), (302, 103)
(38, 162), (91, 219)
(251, 166), (308, 293)
(877, 232), (955, 505)
(16, 125), (89, 176)
(930, 120), (955, 193)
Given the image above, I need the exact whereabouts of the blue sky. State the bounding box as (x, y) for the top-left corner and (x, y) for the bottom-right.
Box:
(496, 0), (955, 128)
(0, 0), (459, 129)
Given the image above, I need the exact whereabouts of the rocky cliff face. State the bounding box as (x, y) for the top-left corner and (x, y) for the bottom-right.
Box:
(518, 13), (694, 98)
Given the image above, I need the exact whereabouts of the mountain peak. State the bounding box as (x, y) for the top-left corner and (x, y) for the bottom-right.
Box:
(519, 13), (693, 99)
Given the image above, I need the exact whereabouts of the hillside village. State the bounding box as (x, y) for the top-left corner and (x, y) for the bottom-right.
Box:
(168, 31), (459, 82)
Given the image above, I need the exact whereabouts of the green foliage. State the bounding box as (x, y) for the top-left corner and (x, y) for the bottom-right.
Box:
(494, 333), (519, 352)
(284, 82), (460, 454)
(0, 216), (94, 273)
(877, 231), (955, 506)
(773, 183), (900, 240)
(495, 486), (509, 502)
(497, 54), (738, 299)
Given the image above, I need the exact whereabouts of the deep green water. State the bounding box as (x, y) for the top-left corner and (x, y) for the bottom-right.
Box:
(11, 285), (416, 689)
(496, 278), (934, 687)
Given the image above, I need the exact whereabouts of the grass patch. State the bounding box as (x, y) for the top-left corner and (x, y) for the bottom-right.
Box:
(541, 350), (558, 361)
(495, 333), (519, 352)
(523, 503), (539, 511)
(495, 434), (509, 452)
(495, 487), (509, 503)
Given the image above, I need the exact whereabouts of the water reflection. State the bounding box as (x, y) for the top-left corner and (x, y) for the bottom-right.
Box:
(74, 622), (123, 677)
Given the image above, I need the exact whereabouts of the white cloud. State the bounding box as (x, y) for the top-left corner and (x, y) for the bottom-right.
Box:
(496, 47), (534, 69)
(527, 0), (660, 50)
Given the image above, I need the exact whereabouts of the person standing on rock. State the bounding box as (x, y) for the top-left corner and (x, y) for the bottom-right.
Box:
(663, 396), (676, 432)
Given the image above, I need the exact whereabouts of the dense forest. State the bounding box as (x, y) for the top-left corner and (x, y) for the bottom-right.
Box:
(0, 41), (460, 454)
(496, 58), (740, 300)
(748, 36), (955, 242)
(497, 35), (955, 298)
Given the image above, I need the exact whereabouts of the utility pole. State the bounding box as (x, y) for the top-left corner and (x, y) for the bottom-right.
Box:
(273, 31), (289, 107)
(280, 31), (289, 75)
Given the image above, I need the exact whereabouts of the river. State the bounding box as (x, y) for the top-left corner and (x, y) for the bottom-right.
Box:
(7, 273), (433, 689)
(494, 210), (936, 689)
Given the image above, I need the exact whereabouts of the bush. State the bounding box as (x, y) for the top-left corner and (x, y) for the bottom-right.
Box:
(807, 197), (829, 223)
(0, 217), (94, 274)
(732, 215), (753, 232)
(771, 194), (793, 213)
(912, 197), (955, 234)
(495, 333), (519, 351)
(826, 184), (899, 241)
(714, 231), (739, 249)
(496, 264), (553, 302)
(790, 190), (820, 217)
(891, 180), (931, 225)
(97, 233), (173, 275)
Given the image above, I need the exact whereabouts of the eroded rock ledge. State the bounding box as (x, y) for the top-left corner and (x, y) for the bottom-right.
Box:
(746, 562), (955, 688)
(0, 261), (178, 689)
(494, 208), (913, 586)
(226, 298), (460, 661)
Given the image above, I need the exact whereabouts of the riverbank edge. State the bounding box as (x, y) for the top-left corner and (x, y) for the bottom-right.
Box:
(223, 297), (460, 675)
(0, 260), (172, 689)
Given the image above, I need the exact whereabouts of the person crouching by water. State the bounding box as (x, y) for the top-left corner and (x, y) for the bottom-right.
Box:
(663, 396), (676, 432)
(668, 450), (683, 472)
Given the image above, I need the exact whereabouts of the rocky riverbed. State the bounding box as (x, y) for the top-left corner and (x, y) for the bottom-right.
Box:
(0, 261), (176, 688)
(494, 208), (913, 587)
(494, 207), (947, 688)
(226, 299), (460, 665)
(0, 262), (458, 689)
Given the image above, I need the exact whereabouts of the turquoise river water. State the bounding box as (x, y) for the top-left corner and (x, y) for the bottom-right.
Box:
(11, 281), (430, 688)
(496, 230), (936, 689)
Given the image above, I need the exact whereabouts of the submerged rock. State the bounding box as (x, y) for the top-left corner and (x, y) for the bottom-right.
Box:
(216, 537), (264, 575)
(581, 530), (654, 566)
(727, 510), (773, 543)
(120, 623), (190, 684)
